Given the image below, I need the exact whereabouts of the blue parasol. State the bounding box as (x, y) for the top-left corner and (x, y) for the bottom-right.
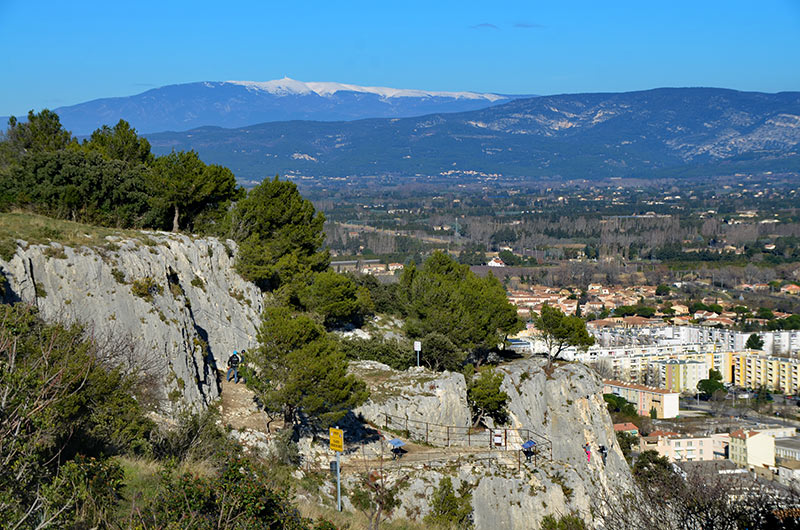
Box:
(522, 440), (536, 450)
(388, 438), (406, 449)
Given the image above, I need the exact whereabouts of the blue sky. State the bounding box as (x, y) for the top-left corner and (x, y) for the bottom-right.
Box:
(1, 0), (798, 115)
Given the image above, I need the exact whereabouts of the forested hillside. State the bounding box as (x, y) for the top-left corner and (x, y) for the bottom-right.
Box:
(0, 110), (527, 528)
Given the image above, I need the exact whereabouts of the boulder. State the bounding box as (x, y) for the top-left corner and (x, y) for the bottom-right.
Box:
(351, 361), (471, 430)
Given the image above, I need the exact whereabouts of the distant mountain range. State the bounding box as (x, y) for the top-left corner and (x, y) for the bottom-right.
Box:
(145, 87), (800, 181)
(3, 78), (516, 135)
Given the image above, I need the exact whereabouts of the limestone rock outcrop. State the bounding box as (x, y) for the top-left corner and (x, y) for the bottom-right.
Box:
(350, 361), (472, 429)
(338, 359), (634, 529)
(0, 232), (262, 412)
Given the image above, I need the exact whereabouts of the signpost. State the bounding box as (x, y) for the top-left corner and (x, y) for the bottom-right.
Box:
(414, 340), (421, 367)
(330, 427), (344, 511)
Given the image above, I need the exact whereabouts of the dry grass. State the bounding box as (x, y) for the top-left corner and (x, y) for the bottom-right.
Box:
(0, 211), (138, 248)
(0, 211), (184, 260)
(178, 457), (219, 479)
(114, 456), (163, 521)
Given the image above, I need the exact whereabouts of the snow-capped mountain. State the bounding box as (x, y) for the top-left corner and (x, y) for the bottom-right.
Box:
(225, 78), (507, 101)
(14, 78), (517, 135)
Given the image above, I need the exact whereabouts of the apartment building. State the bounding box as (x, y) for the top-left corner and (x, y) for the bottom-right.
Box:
(651, 358), (709, 393)
(583, 348), (733, 386)
(729, 429), (775, 469)
(603, 380), (680, 419)
(757, 427), (796, 439)
(640, 432), (716, 462)
(733, 353), (800, 394)
(776, 437), (800, 462)
(589, 325), (800, 356)
(667, 327), (800, 356)
(712, 433), (730, 459)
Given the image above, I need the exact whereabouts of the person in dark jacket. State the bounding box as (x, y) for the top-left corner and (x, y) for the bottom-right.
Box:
(227, 350), (241, 383)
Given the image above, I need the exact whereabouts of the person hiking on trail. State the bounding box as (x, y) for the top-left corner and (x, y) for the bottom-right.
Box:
(583, 443), (591, 463)
(227, 350), (241, 383)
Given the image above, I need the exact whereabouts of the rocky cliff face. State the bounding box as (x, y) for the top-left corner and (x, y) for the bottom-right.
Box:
(340, 359), (634, 529)
(0, 232), (263, 413)
(351, 361), (471, 428)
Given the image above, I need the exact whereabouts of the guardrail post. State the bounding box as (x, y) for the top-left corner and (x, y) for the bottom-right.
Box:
(426, 422), (429, 445)
(447, 426), (450, 447)
(504, 429), (507, 450)
(468, 428), (470, 447)
(384, 412), (388, 429)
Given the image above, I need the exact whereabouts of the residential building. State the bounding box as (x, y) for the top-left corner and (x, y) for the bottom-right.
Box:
(777, 460), (800, 485)
(670, 304), (689, 315)
(487, 257), (506, 267)
(650, 358), (708, 393)
(603, 380), (680, 419)
(757, 427), (796, 439)
(775, 437), (800, 462)
(733, 353), (800, 394)
(674, 327), (800, 356)
(613, 422), (639, 436)
(640, 432), (716, 462)
(712, 433), (730, 459)
(574, 346), (732, 386)
(361, 263), (387, 275)
(729, 429), (775, 469)
(589, 324), (800, 356)
(781, 284), (800, 296)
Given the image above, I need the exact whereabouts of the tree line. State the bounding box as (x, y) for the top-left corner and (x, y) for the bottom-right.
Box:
(0, 110), (241, 233)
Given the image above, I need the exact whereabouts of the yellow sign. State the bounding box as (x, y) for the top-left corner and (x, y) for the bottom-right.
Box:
(329, 427), (344, 452)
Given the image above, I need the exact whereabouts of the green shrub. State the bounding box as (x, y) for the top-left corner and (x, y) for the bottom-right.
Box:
(41, 456), (125, 528)
(0, 239), (16, 261)
(550, 471), (573, 500)
(339, 336), (414, 370)
(151, 409), (238, 465)
(191, 275), (206, 291)
(0, 304), (153, 526)
(136, 457), (324, 529)
(424, 476), (473, 528)
(35, 225), (63, 240)
(42, 245), (67, 259)
(131, 276), (163, 301)
(466, 365), (509, 428)
(541, 513), (587, 530)
(111, 267), (127, 284)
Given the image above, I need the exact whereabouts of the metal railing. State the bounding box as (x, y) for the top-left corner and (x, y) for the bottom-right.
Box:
(377, 412), (552, 464)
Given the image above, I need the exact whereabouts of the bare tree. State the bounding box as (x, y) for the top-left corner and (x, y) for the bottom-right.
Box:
(598, 455), (800, 530)
(350, 446), (409, 530)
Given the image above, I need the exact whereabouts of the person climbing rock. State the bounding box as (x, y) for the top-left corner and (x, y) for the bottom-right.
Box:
(227, 350), (241, 383)
(583, 443), (591, 463)
(599, 444), (608, 464)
